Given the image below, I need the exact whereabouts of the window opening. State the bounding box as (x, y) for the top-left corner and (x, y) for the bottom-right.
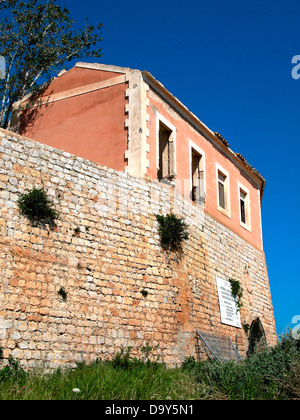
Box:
(191, 149), (204, 203)
(247, 318), (266, 356)
(157, 122), (174, 181)
(240, 189), (247, 224)
(218, 171), (227, 210)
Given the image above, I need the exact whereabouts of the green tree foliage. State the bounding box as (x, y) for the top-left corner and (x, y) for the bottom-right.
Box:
(0, 0), (103, 128)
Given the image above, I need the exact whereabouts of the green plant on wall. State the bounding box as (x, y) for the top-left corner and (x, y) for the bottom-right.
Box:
(17, 187), (58, 229)
(58, 287), (67, 301)
(156, 213), (189, 254)
(141, 289), (148, 298)
(242, 322), (250, 334)
(229, 278), (243, 310)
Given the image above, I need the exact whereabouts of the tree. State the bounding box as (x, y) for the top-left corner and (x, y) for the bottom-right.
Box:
(0, 0), (103, 129)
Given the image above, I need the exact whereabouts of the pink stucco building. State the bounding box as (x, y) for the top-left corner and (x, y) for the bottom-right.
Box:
(13, 62), (266, 251)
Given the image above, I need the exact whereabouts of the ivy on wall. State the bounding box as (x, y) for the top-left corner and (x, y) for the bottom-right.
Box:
(229, 278), (243, 310)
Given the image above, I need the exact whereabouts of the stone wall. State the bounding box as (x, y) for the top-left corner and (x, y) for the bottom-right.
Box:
(0, 129), (277, 369)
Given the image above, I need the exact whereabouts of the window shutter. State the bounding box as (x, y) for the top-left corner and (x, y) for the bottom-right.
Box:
(168, 136), (175, 178)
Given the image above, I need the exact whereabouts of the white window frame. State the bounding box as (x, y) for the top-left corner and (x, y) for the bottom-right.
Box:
(216, 163), (231, 218)
(238, 182), (251, 231)
(189, 140), (206, 204)
(156, 112), (177, 176)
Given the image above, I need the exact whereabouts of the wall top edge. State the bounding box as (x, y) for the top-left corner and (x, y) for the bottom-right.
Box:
(0, 128), (264, 253)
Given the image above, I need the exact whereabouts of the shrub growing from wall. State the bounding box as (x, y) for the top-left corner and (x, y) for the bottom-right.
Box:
(156, 213), (189, 253)
(17, 187), (58, 229)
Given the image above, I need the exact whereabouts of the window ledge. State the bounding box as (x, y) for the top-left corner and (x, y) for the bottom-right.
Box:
(240, 221), (251, 232)
(217, 205), (231, 219)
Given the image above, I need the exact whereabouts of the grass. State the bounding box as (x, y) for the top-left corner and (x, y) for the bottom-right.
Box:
(0, 334), (299, 400)
(0, 359), (198, 400)
(183, 333), (300, 400)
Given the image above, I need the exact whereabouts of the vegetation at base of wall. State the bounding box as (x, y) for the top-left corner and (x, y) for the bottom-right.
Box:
(0, 351), (196, 400)
(0, 334), (299, 400)
(182, 333), (300, 400)
(17, 187), (58, 229)
(0, 356), (26, 385)
(156, 213), (189, 254)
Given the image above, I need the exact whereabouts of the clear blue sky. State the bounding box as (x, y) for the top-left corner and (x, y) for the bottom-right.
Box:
(58, 0), (299, 337)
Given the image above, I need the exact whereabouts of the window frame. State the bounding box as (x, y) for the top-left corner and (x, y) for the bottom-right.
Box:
(156, 112), (176, 181)
(216, 163), (231, 218)
(189, 140), (206, 205)
(238, 182), (251, 231)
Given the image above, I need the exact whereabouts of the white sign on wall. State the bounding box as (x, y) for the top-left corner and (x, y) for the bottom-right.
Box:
(216, 276), (241, 328)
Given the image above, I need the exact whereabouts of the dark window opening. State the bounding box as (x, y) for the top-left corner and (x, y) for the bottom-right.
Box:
(247, 318), (266, 356)
(240, 198), (246, 224)
(157, 122), (174, 181)
(240, 190), (247, 225)
(218, 171), (226, 210)
(191, 150), (204, 203)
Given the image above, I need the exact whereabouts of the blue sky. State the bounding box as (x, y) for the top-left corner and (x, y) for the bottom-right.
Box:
(56, 0), (298, 336)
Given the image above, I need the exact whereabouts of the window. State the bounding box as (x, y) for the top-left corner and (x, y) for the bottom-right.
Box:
(218, 171), (226, 209)
(216, 165), (230, 217)
(156, 114), (176, 182)
(239, 184), (251, 230)
(240, 190), (247, 224)
(191, 149), (204, 203)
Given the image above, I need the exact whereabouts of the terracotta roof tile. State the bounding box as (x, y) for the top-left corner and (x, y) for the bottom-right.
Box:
(214, 132), (230, 148)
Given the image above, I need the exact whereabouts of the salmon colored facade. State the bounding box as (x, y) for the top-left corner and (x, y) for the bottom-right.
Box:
(13, 63), (265, 251)
(15, 64), (128, 172)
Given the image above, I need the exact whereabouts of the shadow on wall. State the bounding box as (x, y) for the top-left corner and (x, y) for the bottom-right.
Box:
(11, 83), (54, 136)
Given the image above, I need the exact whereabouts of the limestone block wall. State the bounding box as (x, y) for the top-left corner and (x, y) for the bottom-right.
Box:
(0, 129), (277, 369)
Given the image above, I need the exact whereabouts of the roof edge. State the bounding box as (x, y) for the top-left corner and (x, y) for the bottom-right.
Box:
(142, 70), (266, 201)
(75, 62), (131, 74)
(11, 63), (266, 201)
